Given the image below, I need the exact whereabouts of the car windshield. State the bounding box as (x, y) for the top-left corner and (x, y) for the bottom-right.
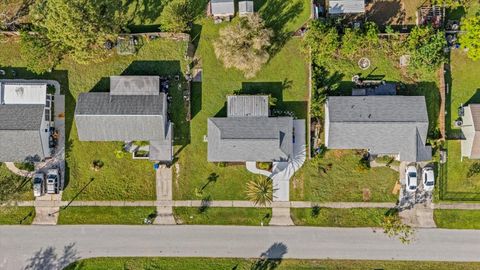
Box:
(426, 181), (434, 186)
(408, 172), (417, 178)
(33, 178), (42, 184)
(48, 175), (57, 181)
(409, 185), (416, 190)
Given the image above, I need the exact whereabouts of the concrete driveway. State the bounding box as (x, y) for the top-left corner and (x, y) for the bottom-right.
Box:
(1, 226), (480, 269)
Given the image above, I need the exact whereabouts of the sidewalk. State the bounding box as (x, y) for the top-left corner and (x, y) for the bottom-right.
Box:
(153, 165), (176, 225)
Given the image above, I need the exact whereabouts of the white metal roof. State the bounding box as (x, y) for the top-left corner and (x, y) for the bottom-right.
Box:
(329, 0), (365, 14)
(1, 83), (47, 105)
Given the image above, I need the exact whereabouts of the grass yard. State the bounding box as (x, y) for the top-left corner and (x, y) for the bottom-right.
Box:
(434, 209), (480, 229)
(64, 257), (480, 270)
(291, 207), (392, 227)
(173, 207), (271, 225)
(292, 150), (399, 202)
(0, 37), (188, 201)
(0, 163), (33, 201)
(444, 140), (480, 193)
(173, 0), (310, 201)
(0, 207), (35, 225)
(57, 207), (157, 225)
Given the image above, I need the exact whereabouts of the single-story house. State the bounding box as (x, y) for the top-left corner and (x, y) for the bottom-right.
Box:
(74, 76), (173, 162)
(210, 0), (235, 17)
(461, 104), (480, 159)
(239, 1), (254, 16)
(325, 96), (432, 162)
(0, 82), (52, 162)
(328, 0), (365, 15)
(207, 95), (294, 162)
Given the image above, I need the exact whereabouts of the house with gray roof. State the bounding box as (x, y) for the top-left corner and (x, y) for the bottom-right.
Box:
(461, 104), (480, 159)
(210, 0), (235, 17)
(75, 76), (173, 162)
(0, 82), (52, 162)
(207, 95), (294, 162)
(325, 96), (432, 162)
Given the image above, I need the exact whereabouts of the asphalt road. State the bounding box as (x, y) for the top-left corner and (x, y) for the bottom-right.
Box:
(1, 225), (480, 269)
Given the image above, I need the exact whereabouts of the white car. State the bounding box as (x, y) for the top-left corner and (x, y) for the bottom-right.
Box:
(33, 173), (45, 197)
(405, 165), (418, 192)
(422, 167), (435, 192)
(46, 169), (60, 194)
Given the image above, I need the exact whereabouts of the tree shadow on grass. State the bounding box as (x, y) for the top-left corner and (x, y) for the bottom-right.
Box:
(24, 243), (80, 270)
(250, 242), (288, 270)
(257, 0), (305, 57)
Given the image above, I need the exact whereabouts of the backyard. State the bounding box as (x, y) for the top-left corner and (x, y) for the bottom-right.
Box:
(173, 0), (311, 200)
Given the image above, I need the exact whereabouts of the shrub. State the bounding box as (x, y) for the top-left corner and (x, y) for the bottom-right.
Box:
(114, 150), (125, 159)
(92, 160), (104, 171)
(356, 157), (371, 172)
(256, 162), (272, 171)
(15, 162), (35, 172)
(467, 162), (480, 178)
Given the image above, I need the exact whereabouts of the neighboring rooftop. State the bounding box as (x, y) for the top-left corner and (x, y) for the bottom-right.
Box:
(239, 0), (254, 15)
(329, 0), (365, 14)
(227, 95), (269, 117)
(211, 0), (235, 16)
(208, 117), (293, 162)
(461, 104), (480, 159)
(325, 96), (431, 162)
(110, 76), (160, 96)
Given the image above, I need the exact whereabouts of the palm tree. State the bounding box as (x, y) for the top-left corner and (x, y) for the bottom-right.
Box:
(245, 177), (273, 207)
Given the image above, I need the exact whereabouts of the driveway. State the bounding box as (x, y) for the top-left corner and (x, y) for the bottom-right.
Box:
(1, 226), (480, 269)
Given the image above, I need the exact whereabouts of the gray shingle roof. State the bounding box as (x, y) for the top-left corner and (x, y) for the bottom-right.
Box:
(208, 117), (293, 162)
(110, 76), (159, 96)
(227, 95), (269, 117)
(461, 104), (480, 159)
(0, 130), (45, 162)
(75, 92), (167, 141)
(0, 105), (44, 130)
(325, 96), (431, 162)
(75, 92), (165, 116)
(211, 0), (235, 15)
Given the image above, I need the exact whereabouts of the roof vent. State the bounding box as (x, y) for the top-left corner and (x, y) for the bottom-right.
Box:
(368, 114), (372, 118)
(15, 87), (24, 96)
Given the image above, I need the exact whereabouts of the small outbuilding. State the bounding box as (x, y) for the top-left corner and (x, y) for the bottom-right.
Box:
(210, 0), (235, 17)
(328, 0), (365, 15)
(238, 1), (254, 16)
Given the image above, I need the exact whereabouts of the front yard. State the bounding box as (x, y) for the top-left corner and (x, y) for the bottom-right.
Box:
(0, 207), (35, 225)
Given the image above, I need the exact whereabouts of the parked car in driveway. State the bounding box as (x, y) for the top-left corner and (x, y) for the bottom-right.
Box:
(46, 169), (60, 194)
(422, 167), (435, 191)
(33, 173), (45, 197)
(405, 165), (418, 192)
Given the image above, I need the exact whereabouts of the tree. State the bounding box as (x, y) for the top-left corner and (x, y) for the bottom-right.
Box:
(340, 28), (363, 59)
(27, 0), (124, 65)
(382, 214), (415, 244)
(459, 16), (480, 61)
(245, 177), (273, 207)
(304, 20), (339, 66)
(407, 26), (446, 70)
(20, 30), (65, 74)
(214, 14), (273, 78)
(160, 0), (196, 33)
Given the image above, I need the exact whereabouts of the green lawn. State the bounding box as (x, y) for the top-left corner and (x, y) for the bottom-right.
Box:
(64, 257), (480, 270)
(0, 38), (188, 201)
(444, 140), (480, 193)
(173, 1), (310, 201)
(292, 150), (399, 202)
(0, 163), (33, 201)
(174, 207), (271, 225)
(0, 207), (35, 225)
(434, 209), (480, 229)
(57, 207), (157, 224)
(291, 207), (392, 227)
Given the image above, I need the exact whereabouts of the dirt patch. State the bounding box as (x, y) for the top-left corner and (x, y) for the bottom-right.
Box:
(366, 0), (421, 27)
(330, 150), (347, 159)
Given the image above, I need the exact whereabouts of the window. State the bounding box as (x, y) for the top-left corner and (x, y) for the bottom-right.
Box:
(45, 109), (50, 121)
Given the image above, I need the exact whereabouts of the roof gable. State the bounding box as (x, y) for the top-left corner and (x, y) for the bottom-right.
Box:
(110, 76), (159, 96)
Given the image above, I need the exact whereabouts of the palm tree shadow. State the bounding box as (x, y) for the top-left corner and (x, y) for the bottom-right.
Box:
(24, 243), (80, 270)
(250, 242), (288, 270)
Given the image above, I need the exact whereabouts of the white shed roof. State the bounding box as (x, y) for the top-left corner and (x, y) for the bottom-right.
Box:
(329, 0), (365, 14)
(1, 83), (47, 105)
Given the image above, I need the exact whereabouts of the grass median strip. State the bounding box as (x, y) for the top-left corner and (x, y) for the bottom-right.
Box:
(173, 207), (271, 226)
(291, 207), (393, 227)
(434, 209), (480, 229)
(57, 207), (157, 225)
(64, 257), (480, 270)
(0, 207), (35, 225)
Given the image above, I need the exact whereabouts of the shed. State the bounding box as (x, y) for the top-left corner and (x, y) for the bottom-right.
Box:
(239, 1), (254, 16)
(211, 0), (235, 17)
(328, 0), (365, 15)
